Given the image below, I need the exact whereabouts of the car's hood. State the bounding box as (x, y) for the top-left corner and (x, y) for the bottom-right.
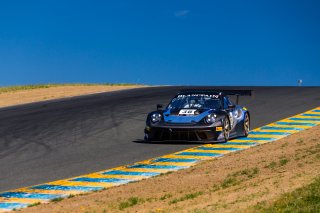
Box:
(162, 108), (214, 124)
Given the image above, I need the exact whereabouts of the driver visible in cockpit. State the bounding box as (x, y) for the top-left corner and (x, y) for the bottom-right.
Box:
(183, 98), (202, 109)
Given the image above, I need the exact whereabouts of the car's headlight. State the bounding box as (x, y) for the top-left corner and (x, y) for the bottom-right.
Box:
(151, 113), (162, 123)
(205, 114), (216, 124)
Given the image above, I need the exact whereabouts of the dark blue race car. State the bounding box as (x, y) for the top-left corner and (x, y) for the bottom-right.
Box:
(144, 89), (252, 142)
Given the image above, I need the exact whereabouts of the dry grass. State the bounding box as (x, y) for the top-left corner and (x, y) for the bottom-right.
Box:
(20, 125), (320, 213)
(247, 176), (320, 212)
(0, 84), (144, 108)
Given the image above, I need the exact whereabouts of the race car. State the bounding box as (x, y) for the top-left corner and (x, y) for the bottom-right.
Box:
(144, 89), (252, 142)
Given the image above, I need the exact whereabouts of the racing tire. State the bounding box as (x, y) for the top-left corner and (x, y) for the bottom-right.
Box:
(243, 113), (250, 137)
(223, 118), (230, 142)
(144, 133), (152, 142)
(144, 132), (156, 142)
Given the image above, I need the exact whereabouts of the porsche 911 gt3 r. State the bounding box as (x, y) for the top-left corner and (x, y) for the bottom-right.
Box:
(144, 89), (252, 142)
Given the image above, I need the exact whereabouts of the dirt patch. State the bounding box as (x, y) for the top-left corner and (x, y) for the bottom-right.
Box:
(21, 125), (320, 213)
(0, 85), (144, 108)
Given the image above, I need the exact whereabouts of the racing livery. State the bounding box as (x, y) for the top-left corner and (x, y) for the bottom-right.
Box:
(144, 89), (252, 142)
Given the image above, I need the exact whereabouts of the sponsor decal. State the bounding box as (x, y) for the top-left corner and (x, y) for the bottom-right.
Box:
(179, 109), (197, 115)
(178, 94), (220, 99)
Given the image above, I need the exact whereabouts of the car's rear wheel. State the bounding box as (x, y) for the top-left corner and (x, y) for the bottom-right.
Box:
(223, 118), (230, 141)
(243, 113), (250, 137)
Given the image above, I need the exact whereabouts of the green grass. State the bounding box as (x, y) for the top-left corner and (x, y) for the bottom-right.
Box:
(160, 194), (172, 200)
(67, 194), (75, 198)
(252, 176), (320, 212)
(265, 159), (289, 169)
(0, 83), (142, 94)
(118, 197), (144, 210)
(210, 184), (220, 192)
(265, 161), (277, 169)
(27, 202), (41, 207)
(297, 138), (305, 144)
(220, 167), (260, 189)
(221, 177), (238, 189)
(279, 158), (289, 166)
(232, 167), (259, 178)
(189, 209), (209, 213)
(50, 197), (64, 202)
(169, 191), (203, 204)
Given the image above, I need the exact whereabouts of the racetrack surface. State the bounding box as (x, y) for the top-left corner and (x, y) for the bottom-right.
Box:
(0, 86), (320, 191)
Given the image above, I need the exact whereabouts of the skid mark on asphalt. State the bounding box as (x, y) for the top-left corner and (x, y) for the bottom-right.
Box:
(0, 107), (320, 212)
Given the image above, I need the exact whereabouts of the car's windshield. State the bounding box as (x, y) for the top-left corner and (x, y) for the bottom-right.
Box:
(167, 94), (221, 110)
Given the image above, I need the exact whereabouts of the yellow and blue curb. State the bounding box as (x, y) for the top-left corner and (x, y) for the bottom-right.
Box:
(0, 107), (320, 212)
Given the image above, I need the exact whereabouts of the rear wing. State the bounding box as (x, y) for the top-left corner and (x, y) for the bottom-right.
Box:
(218, 90), (253, 105)
(218, 90), (253, 96)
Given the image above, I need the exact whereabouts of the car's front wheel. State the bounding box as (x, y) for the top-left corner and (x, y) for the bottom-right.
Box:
(144, 133), (150, 141)
(144, 130), (156, 142)
(223, 118), (230, 141)
(144, 133), (154, 142)
(243, 113), (250, 137)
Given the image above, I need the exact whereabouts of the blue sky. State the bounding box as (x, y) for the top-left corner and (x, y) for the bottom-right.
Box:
(0, 0), (319, 86)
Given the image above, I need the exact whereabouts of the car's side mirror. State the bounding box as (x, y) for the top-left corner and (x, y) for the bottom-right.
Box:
(228, 104), (236, 109)
(157, 104), (163, 110)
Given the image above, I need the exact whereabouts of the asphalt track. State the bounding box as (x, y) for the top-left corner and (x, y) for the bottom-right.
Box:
(0, 86), (320, 192)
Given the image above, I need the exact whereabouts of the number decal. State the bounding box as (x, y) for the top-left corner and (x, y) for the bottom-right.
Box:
(179, 109), (197, 115)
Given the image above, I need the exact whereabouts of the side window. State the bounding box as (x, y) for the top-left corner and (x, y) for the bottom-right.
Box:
(223, 97), (228, 109)
(224, 96), (233, 109)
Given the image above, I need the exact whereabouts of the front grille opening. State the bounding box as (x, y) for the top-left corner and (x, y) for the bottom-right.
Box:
(156, 129), (214, 141)
(197, 132), (207, 140)
(195, 131), (215, 140)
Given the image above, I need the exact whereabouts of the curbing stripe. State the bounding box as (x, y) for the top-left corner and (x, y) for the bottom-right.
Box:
(152, 158), (198, 163)
(47, 180), (114, 188)
(102, 170), (160, 176)
(0, 106), (319, 212)
(275, 122), (316, 126)
(13, 188), (81, 196)
(301, 114), (320, 117)
(0, 192), (61, 200)
(31, 185), (103, 192)
(260, 126), (303, 131)
(128, 164), (187, 170)
(84, 173), (144, 180)
(176, 152), (223, 157)
(295, 115), (320, 118)
(156, 155), (202, 160)
(249, 131), (290, 135)
(196, 147), (241, 151)
(0, 197), (44, 204)
(204, 144), (254, 149)
(223, 142), (257, 146)
(289, 117), (320, 121)
(236, 137), (275, 140)
(0, 203), (28, 210)
(182, 149), (229, 154)
(71, 177), (133, 184)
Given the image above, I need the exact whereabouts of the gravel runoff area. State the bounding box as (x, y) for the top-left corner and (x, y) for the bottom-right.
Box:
(20, 125), (320, 213)
(0, 84), (144, 108)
